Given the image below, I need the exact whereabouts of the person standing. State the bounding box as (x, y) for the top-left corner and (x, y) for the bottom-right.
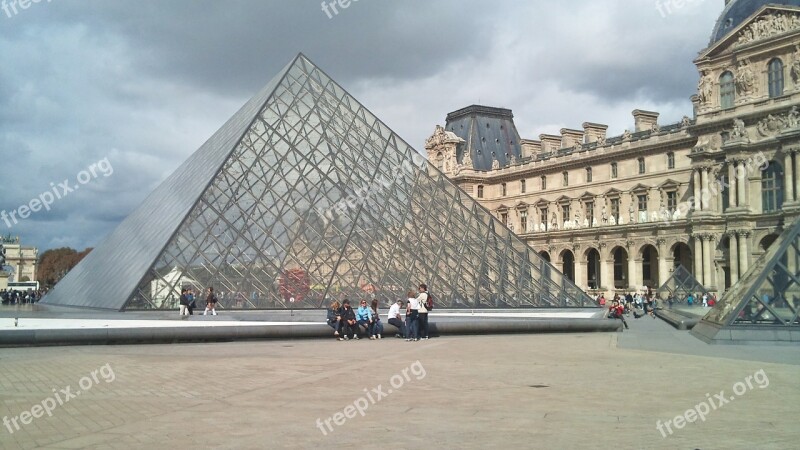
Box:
(416, 284), (430, 340)
(179, 288), (189, 316)
(204, 286), (218, 316)
(187, 289), (196, 315)
(406, 290), (420, 341)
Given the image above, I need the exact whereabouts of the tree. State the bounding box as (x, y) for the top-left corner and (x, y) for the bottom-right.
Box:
(37, 247), (93, 288)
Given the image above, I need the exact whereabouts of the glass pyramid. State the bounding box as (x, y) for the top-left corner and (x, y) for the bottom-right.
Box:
(42, 54), (595, 311)
(655, 265), (710, 306)
(693, 217), (800, 343)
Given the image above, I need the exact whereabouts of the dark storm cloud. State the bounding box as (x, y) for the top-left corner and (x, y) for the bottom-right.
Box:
(0, 0), (724, 251)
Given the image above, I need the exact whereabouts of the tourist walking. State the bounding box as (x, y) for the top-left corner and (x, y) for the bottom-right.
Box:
(203, 286), (218, 315)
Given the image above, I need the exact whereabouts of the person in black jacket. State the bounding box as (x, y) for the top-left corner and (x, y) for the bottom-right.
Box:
(339, 299), (357, 341)
(326, 299), (343, 338)
(179, 288), (189, 316)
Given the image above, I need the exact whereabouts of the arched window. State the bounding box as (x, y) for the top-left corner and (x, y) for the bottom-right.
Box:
(638, 157), (646, 174)
(768, 58), (784, 98)
(435, 152), (444, 171)
(586, 167), (593, 183)
(667, 152), (675, 169)
(477, 185), (484, 198)
(520, 179), (526, 194)
(720, 71), (735, 109)
(761, 161), (784, 212)
(611, 162), (618, 179)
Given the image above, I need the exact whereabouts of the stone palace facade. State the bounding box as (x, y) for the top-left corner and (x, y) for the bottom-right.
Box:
(425, 1), (800, 298)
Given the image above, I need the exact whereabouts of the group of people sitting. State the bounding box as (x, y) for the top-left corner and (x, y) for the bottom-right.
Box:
(602, 291), (659, 330)
(326, 284), (433, 341)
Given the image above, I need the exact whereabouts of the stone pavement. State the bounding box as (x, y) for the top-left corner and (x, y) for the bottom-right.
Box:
(0, 320), (798, 449)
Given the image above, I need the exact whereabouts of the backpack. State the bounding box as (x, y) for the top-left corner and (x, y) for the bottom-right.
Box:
(425, 292), (434, 311)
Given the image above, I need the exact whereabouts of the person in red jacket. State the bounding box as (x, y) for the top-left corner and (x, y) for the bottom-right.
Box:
(608, 300), (629, 329)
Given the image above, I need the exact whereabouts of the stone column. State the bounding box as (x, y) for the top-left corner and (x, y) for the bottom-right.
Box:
(693, 168), (702, 211)
(627, 243), (638, 289)
(729, 231), (739, 285)
(786, 152), (796, 203)
(575, 259), (587, 291)
(657, 239), (668, 289)
(728, 162), (737, 208)
(702, 234), (713, 288)
(600, 245), (612, 291)
(701, 167), (711, 210)
(738, 231), (750, 275)
(693, 236), (703, 285)
(736, 160), (747, 208)
(794, 150), (800, 197)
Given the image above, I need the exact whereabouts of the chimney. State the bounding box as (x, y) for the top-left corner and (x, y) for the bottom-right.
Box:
(521, 139), (542, 158)
(633, 110), (659, 132)
(539, 134), (562, 153)
(582, 122), (608, 144)
(560, 128), (585, 149)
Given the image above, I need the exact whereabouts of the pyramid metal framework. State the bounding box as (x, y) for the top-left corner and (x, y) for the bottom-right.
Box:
(655, 265), (710, 305)
(692, 217), (800, 343)
(42, 54), (595, 311)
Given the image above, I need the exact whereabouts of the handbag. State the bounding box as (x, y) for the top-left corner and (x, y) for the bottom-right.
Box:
(418, 301), (427, 314)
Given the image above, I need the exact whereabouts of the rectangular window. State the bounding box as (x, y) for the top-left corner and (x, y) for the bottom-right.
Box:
(501, 183), (507, 197)
(541, 176), (547, 190)
(638, 158), (646, 174)
(611, 198), (620, 222)
(667, 191), (678, 212)
(667, 153), (675, 170)
(562, 172), (569, 187)
(585, 201), (594, 226)
(477, 185), (484, 198)
(540, 208), (548, 226)
(520, 210), (528, 232)
(562, 204), (570, 221)
(586, 167), (592, 183)
(637, 194), (647, 211)
(611, 163), (618, 179)
(501, 212), (508, 226)
(520, 179), (526, 194)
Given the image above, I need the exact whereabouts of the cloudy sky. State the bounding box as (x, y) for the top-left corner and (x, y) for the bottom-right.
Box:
(0, 0), (723, 252)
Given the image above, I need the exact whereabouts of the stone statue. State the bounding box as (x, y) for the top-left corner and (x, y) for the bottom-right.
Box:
(787, 106), (800, 128)
(730, 117), (749, 141)
(551, 212), (558, 229)
(622, 130), (632, 141)
(609, 215), (617, 226)
(491, 156), (500, 171)
(462, 150), (473, 169)
(681, 116), (692, 128)
(791, 45), (800, 85)
(629, 203), (635, 223)
(601, 206), (608, 224)
(698, 70), (713, 105)
(735, 60), (756, 97)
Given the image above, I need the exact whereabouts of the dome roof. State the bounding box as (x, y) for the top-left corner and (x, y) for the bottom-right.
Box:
(709, 0), (800, 45)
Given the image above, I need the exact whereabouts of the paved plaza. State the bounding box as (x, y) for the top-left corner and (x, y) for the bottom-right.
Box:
(1, 316), (798, 449)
